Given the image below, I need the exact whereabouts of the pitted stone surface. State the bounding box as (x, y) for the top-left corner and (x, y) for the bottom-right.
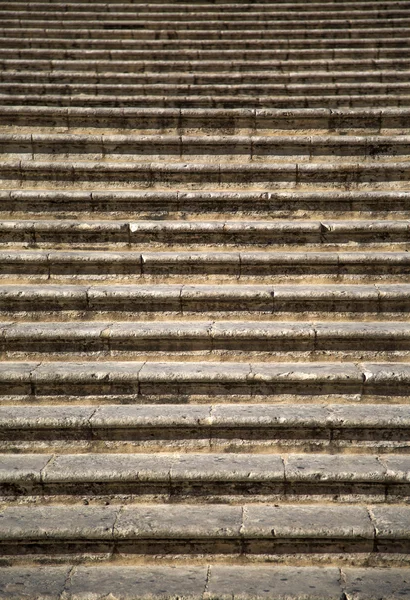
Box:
(1, 0), (410, 597)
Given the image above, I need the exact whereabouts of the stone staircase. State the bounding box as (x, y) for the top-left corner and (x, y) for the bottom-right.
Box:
(1, 1), (410, 598)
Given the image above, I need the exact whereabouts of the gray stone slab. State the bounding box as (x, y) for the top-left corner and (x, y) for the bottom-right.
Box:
(68, 566), (207, 600)
(0, 454), (52, 483)
(102, 322), (211, 340)
(211, 404), (328, 427)
(285, 454), (386, 482)
(87, 285), (182, 309)
(249, 362), (363, 384)
(91, 405), (210, 428)
(379, 455), (410, 481)
(273, 285), (380, 301)
(115, 505), (242, 538)
(362, 363), (410, 386)
(181, 284), (274, 311)
(208, 566), (342, 599)
(327, 405), (410, 428)
(171, 454), (284, 481)
(244, 505), (373, 539)
(211, 321), (315, 340)
(43, 454), (176, 483)
(139, 362), (251, 383)
(343, 568), (410, 599)
(0, 566), (70, 599)
(0, 505), (118, 539)
(3, 322), (106, 340)
(0, 284), (87, 303)
(0, 406), (94, 429)
(32, 362), (145, 383)
(0, 362), (36, 382)
(370, 506), (410, 538)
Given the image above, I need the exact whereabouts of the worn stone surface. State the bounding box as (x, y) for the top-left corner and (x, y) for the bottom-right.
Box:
(207, 566), (343, 599)
(0, 566), (70, 599)
(243, 505), (374, 539)
(1, 0), (410, 596)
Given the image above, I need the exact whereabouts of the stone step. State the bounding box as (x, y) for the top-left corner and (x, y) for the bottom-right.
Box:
(1, 107), (408, 134)
(0, 79), (410, 95)
(1, 220), (410, 248)
(3, 72), (410, 88)
(1, 452), (409, 502)
(1, 26), (408, 40)
(2, 18), (409, 30)
(1, 565), (409, 600)
(1, 47), (410, 60)
(4, 8), (410, 18)
(1, 190), (409, 219)
(2, 134), (410, 162)
(1, 403), (409, 453)
(2, 284), (409, 319)
(0, 320), (410, 359)
(5, 0), (408, 4)
(4, 1), (410, 8)
(4, 0), (410, 8)
(2, 250), (410, 282)
(2, 93), (408, 109)
(0, 504), (409, 565)
(2, 36), (408, 49)
(2, 250), (410, 283)
(0, 360), (406, 404)
(1, 159), (409, 190)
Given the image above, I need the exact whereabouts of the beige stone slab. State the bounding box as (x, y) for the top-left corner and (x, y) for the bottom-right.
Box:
(115, 505), (242, 538)
(244, 505), (373, 538)
(0, 454), (51, 483)
(0, 505), (118, 540)
(285, 454), (386, 482)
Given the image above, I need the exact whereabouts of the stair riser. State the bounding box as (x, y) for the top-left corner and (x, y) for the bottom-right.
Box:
(1, 164), (409, 190)
(4, 1), (410, 9)
(2, 233), (410, 248)
(2, 19), (410, 30)
(1, 427), (409, 454)
(1, 27), (409, 39)
(1, 191), (410, 218)
(1, 337), (410, 359)
(1, 49), (409, 60)
(0, 481), (407, 506)
(1, 61), (409, 74)
(0, 539), (407, 567)
(2, 38), (409, 49)
(2, 94), (409, 109)
(2, 72), (409, 85)
(2, 139), (409, 162)
(2, 297), (409, 318)
(4, 9), (410, 19)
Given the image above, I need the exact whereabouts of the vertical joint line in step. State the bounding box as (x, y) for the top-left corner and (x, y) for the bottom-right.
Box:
(338, 566), (348, 600)
(375, 455), (389, 503)
(60, 565), (76, 600)
(240, 505), (247, 556)
(203, 565), (212, 597)
(29, 362), (42, 398)
(366, 506), (378, 554)
(39, 454), (56, 486)
(281, 454), (288, 496)
(136, 361), (147, 399)
(179, 284), (185, 315)
(374, 283), (382, 316)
